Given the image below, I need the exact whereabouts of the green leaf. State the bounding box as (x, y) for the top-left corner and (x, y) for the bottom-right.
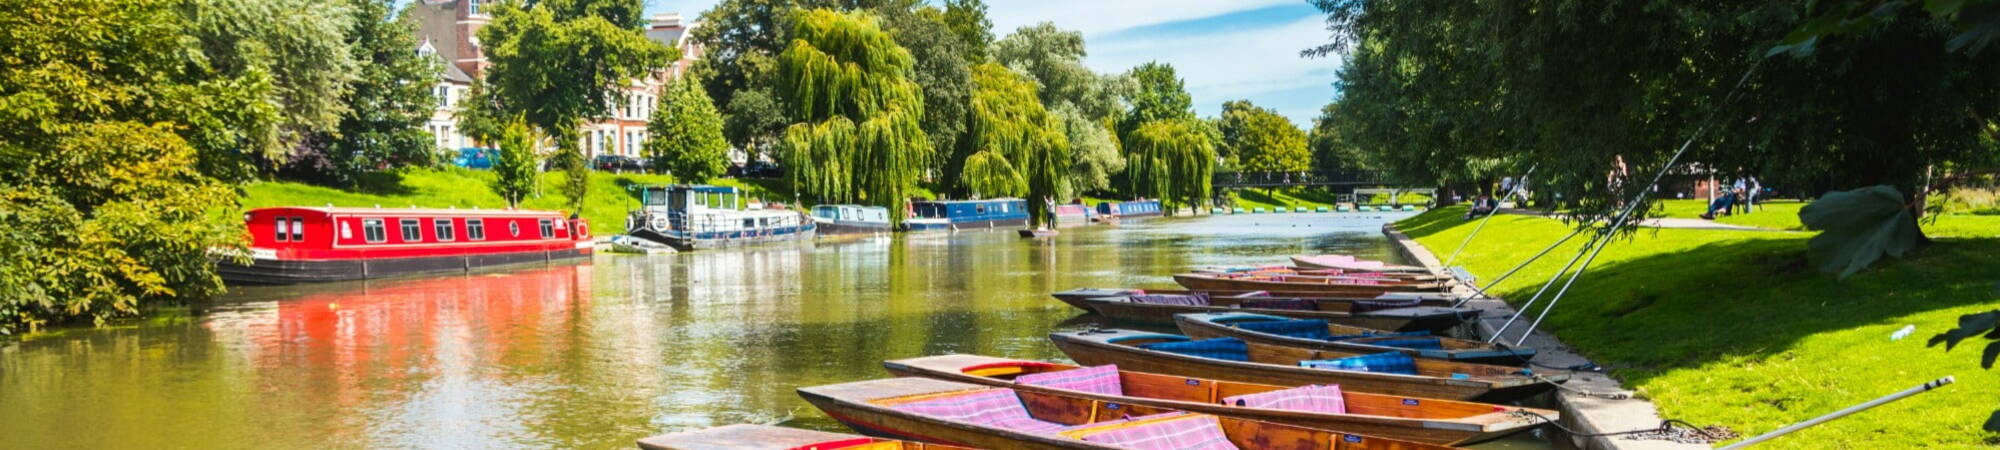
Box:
(1799, 185), (1924, 279)
(1927, 0), (1971, 16)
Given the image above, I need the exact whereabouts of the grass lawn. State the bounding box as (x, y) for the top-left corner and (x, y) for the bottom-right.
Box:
(242, 167), (795, 234)
(1223, 188), (1431, 211)
(1654, 198), (1809, 230)
(1398, 206), (2000, 448)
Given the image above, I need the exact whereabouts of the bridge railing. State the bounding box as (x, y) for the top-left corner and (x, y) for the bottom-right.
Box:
(1212, 170), (1385, 187)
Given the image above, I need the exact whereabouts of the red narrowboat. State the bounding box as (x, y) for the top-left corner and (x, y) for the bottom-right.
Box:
(219, 207), (593, 284)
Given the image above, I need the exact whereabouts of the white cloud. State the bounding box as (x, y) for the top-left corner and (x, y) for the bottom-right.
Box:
(986, 0), (1296, 37)
(1087, 16), (1340, 126)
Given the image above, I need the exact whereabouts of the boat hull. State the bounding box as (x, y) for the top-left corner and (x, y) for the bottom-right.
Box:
(1082, 297), (1473, 334)
(637, 424), (971, 450)
(816, 220), (892, 237)
(1290, 256), (1430, 273)
(1175, 313), (1535, 366)
(217, 247), (590, 285)
(630, 224), (816, 251)
(883, 354), (1552, 445)
(1174, 274), (1448, 295)
(1049, 330), (1559, 403)
(1048, 288), (1458, 314)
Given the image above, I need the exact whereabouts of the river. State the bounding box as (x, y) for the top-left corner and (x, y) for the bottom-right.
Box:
(0, 212), (1546, 449)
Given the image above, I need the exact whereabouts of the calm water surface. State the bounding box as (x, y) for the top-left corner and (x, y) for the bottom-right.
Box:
(2, 212), (1546, 449)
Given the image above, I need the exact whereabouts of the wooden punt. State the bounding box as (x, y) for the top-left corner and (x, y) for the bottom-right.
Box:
(1048, 329), (1564, 402)
(637, 424), (973, 449)
(1174, 313), (1535, 366)
(1049, 288), (1456, 313)
(883, 354), (1555, 445)
(798, 377), (1455, 450)
(1290, 255), (1430, 273)
(1192, 266), (1449, 283)
(1080, 296), (1474, 334)
(1173, 273), (1451, 295)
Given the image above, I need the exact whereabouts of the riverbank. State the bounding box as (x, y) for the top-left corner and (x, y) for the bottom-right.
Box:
(1396, 206), (2000, 447)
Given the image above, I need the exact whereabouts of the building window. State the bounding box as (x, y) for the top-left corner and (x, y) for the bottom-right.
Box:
(363, 219), (387, 243)
(273, 217), (288, 242)
(400, 218), (422, 242)
(468, 218), (486, 240)
(468, 0), (481, 15)
(290, 217), (304, 242)
(538, 219), (554, 238)
(433, 218), (455, 241)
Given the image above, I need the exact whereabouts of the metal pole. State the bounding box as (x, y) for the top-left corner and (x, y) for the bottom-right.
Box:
(1485, 228), (1605, 343)
(1443, 166), (1539, 267)
(1451, 225), (1585, 308)
(1717, 376), (1954, 449)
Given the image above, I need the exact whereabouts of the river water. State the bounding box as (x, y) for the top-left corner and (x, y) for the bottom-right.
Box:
(1, 212), (1545, 449)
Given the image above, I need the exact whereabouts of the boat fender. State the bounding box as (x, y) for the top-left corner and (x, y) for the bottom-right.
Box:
(649, 215), (672, 232)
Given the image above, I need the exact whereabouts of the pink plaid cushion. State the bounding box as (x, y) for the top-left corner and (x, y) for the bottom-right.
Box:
(1014, 365), (1123, 396)
(892, 389), (1065, 434)
(1077, 415), (1237, 450)
(1221, 385), (1347, 414)
(1059, 412), (1186, 432)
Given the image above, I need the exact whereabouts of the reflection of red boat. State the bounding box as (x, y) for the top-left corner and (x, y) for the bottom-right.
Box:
(220, 207), (592, 284)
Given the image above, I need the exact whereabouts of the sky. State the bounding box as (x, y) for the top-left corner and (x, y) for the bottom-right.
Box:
(646, 0), (1343, 128)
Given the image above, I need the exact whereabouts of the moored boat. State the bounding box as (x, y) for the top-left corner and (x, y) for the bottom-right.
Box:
(1094, 199), (1163, 219)
(902, 199), (1029, 232)
(1019, 228), (1059, 238)
(812, 204), (893, 237)
(1173, 273), (1450, 295)
(1291, 255), (1430, 273)
(627, 185), (815, 250)
(1175, 313), (1536, 366)
(883, 354), (1555, 445)
(1049, 288), (1456, 312)
(636, 424), (970, 450)
(1048, 329), (1564, 402)
(1080, 293), (1473, 333)
(1191, 265), (1448, 283)
(219, 207), (592, 284)
(798, 377), (1452, 450)
(1052, 204), (1095, 228)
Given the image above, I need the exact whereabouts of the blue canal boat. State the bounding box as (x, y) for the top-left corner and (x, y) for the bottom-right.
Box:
(626, 185), (815, 250)
(1095, 199), (1164, 219)
(809, 204), (891, 237)
(901, 198), (1030, 232)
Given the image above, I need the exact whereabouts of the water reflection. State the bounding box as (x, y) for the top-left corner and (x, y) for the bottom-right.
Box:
(1, 213), (1427, 449)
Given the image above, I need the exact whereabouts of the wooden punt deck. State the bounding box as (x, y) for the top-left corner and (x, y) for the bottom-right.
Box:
(1048, 288), (1458, 314)
(1175, 312), (1536, 366)
(1174, 274), (1451, 295)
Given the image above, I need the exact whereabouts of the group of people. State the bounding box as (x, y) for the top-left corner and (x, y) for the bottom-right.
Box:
(1699, 176), (1761, 220)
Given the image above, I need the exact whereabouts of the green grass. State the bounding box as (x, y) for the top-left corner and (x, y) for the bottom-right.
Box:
(1654, 198), (1809, 230)
(1399, 206), (2000, 448)
(243, 167), (801, 234)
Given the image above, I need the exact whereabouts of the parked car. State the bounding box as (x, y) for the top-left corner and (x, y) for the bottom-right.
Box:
(594, 155), (646, 173)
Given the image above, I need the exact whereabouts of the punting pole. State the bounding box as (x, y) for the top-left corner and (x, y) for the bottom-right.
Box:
(1451, 225), (1585, 308)
(1485, 229), (1608, 343)
(1441, 165), (1539, 268)
(1716, 376), (1955, 449)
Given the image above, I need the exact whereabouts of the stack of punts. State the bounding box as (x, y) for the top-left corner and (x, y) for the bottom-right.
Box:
(1048, 329), (1564, 402)
(1050, 288), (1457, 312)
(1172, 272), (1451, 295)
(798, 377), (1454, 449)
(1071, 291), (1474, 333)
(1174, 313), (1536, 365)
(638, 424), (972, 449)
(1291, 255), (1430, 273)
(883, 354), (1556, 445)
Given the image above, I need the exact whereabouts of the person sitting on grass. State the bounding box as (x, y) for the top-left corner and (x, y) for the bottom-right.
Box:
(1699, 187), (1741, 220)
(1465, 195), (1497, 219)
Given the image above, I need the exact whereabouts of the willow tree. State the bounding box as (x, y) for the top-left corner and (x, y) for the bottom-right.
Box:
(961, 63), (1068, 227)
(1124, 120), (1216, 213)
(776, 9), (929, 218)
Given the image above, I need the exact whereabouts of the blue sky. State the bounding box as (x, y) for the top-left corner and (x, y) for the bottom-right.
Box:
(646, 0), (1341, 128)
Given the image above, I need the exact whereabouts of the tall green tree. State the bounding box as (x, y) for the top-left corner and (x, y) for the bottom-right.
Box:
(492, 119), (540, 207)
(285, 0), (441, 187)
(874, 4), (976, 180)
(1307, 103), (1369, 175)
(1124, 120), (1217, 213)
(1118, 62), (1197, 139)
(181, 0), (359, 181)
(477, 0), (676, 213)
(775, 9), (929, 217)
(962, 63), (1069, 226)
(941, 0), (992, 65)
(0, 0), (269, 334)
(1218, 100), (1310, 173)
(1055, 106), (1123, 196)
(647, 78), (730, 183)
(992, 23), (1126, 121)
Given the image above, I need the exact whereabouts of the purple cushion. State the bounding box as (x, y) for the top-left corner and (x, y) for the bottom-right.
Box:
(1014, 365), (1123, 396)
(1077, 415), (1236, 450)
(1222, 384), (1347, 414)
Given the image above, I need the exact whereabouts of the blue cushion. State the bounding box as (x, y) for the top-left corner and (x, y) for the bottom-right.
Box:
(1322, 330), (1430, 342)
(1299, 352), (1419, 375)
(1139, 338), (1249, 362)
(1368, 338), (1445, 350)
(1234, 319), (1333, 340)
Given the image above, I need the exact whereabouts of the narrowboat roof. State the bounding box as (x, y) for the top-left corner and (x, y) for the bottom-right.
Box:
(632, 184), (739, 194)
(912, 198), (1024, 204)
(247, 207), (569, 217)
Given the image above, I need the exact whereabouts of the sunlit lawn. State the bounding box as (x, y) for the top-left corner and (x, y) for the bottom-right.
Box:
(1399, 206), (2000, 448)
(1654, 198), (1809, 230)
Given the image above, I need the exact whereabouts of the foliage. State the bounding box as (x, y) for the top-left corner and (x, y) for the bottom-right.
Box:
(647, 78), (730, 183)
(1307, 102), (1369, 174)
(1799, 185), (1926, 278)
(941, 0), (991, 65)
(963, 63), (1068, 226)
(1117, 62), (1196, 139)
(284, 0), (440, 187)
(178, 0), (359, 181)
(492, 120), (540, 207)
(775, 9), (929, 219)
(477, 0), (676, 212)
(874, 4), (976, 177)
(1310, 1), (2000, 226)
(721, 88), (788, 159)
(1218, 100), (1310, 172)
(0, 0), (255, 334)
(1769, 0), (2000, 57)
(1123, 120), (1216, 213)
(1056, 106), (1123, 196)
(992, 23), (1127, 122)
(455, 80), (507, 144)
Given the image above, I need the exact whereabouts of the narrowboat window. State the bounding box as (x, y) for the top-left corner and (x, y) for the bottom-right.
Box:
(467, 219), (486, 240)
(433, 218), (455, 241)
(363, 219), (386, 243)
(976, 205), (987, 214)
(400, 218), (422, 242)
(1000, 203), (1010, 213)
(273, 217), (288, 242)
(538, 219), (553, 238)
(290, 217), (304, 242)
(508, 221), (520, 237)
(339, 222), (353, 240)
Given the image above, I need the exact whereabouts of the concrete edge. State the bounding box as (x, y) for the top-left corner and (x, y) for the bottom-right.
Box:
(1381, 223), (1709, 450)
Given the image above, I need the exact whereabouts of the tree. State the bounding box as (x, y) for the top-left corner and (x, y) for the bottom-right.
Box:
(941, 0), (992, 65)
(181, 0), (359, 181)
(963, 63), (1069, 226)
(992, 23), (1125, 121)
(1124, 120), (1217, 213)
(721, 88), (787, 161)
(1119, 62), (1198, 138)
(647, 78), (730, 183)
(285, 0), (441, 187)
(477, 0), (676, 213)
(0, 0), (269, 334)
(874, 5), (976, 180)
(492, 119), (540, 207)
(1219, 100), (1310, 173)
(775, 9), (929, 219)
(1056, 106), (1123, 196)
(1307, 103), (1370, 175)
